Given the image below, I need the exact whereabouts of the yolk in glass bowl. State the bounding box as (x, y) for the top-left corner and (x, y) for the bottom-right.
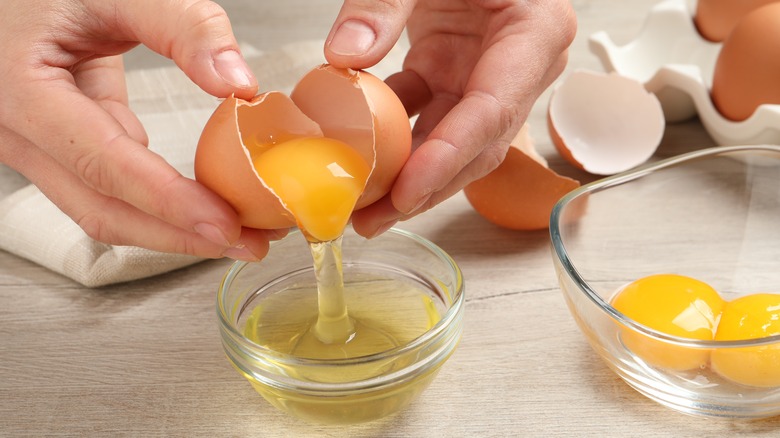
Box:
(711, 293), (780, 387)
(610, 274), (725, 371)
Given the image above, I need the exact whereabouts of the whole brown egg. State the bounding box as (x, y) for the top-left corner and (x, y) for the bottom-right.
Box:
(694, 0), (780, 42)
(710, 3), (780, 121)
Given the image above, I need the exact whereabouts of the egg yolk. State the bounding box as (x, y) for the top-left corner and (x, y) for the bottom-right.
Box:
(610, 274), (725, 371)
(711, 293), (780, 387)
(253, 137), (370, 242)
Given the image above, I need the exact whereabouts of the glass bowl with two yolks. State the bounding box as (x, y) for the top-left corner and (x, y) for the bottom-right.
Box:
(551, 145), (780, 419)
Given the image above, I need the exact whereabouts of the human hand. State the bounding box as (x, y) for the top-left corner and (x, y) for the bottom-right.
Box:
(324, 0), (576, 237)
(0, 0), (284, 261)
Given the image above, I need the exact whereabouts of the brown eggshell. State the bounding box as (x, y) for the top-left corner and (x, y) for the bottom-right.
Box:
(195, 64), (412, 232)
(194, 92), (322, 229)
(463, 125), (580, 231)
(291, 65), (411, 208)
(694, 0), (780, 42)
(710, 3), (780, 121)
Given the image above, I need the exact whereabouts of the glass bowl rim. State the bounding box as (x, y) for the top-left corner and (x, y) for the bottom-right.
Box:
(549, 144), (780, 349)
(216, 226), (465, 366)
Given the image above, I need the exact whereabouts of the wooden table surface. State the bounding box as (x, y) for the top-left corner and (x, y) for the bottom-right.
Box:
(3, 0), (779, 436)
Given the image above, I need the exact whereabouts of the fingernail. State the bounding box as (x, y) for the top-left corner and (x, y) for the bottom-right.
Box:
(405, 193), (432, 215)
(369, 219), (398, 239)
(328, 19), (376, 56)
(213, 50), (254, 88)
(222, 244), (260, 262)
(194, 223), (230, 246)
(267, 228), (290, 241)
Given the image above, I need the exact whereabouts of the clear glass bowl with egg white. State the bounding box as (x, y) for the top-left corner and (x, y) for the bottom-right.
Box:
(217, 226), (464, 424)
(550, 145), (780, 419)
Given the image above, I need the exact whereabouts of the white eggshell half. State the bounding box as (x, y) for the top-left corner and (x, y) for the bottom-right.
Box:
(549, 70), (665, 176)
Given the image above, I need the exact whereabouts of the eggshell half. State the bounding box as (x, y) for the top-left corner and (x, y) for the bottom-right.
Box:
(463, 125), (580, 231)
(548, 70), (665, 176)
(195, 92), (321, 229)
(291, 65), (411, 208)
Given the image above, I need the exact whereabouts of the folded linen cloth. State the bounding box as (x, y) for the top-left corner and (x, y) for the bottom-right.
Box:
(0, 40), (404, 287)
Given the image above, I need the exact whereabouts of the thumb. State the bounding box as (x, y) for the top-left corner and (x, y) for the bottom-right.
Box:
(325, 0), (417, 69)
(97, 0), (258, 100)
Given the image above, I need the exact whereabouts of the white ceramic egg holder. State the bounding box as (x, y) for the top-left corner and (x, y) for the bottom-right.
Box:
(589, 0), (780, 146)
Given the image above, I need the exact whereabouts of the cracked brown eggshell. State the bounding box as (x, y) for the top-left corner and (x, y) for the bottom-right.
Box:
(194, 65), (412, 230)
(464, 124), (580, 231)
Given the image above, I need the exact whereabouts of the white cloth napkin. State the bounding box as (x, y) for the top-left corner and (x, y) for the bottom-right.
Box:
(0, 40), (406, 287)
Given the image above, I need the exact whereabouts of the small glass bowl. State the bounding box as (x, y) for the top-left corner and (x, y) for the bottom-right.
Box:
(550, 145), (780, 419)
(216, 227), (464, 424)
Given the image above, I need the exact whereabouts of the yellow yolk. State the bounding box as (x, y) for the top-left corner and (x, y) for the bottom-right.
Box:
(711, 293), (780, 387)
(253, 137), (370, 242)
(610, 274), (725, 371)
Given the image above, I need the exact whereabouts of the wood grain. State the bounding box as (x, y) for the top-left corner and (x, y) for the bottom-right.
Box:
(2, 1), (779, 436)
